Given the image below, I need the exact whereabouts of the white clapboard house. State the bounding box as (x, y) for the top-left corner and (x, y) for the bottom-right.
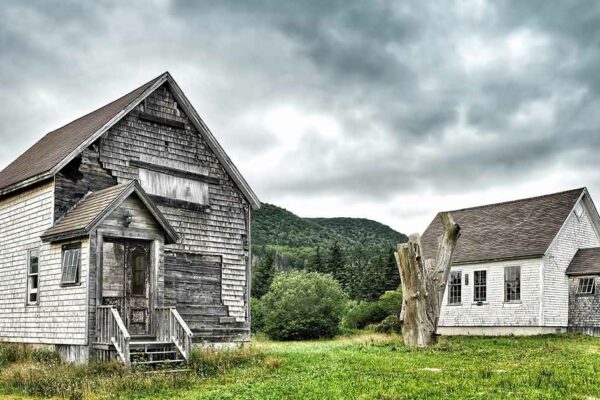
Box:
(422, 188), (600, 336)
(0, 72), (260, 365)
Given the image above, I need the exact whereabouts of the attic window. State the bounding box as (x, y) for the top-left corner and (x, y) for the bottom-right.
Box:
(574, 203), (585, 221)
(577, 278), (595, 295)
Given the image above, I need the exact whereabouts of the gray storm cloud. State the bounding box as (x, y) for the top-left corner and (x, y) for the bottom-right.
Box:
(1, 0), (599, 232)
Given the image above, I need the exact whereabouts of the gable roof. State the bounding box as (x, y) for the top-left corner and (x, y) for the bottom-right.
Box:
(0, 72), (260, 209)
(41, 181), (179, 244)
(421, 188), (586, 265)
(566, 248), (600, 276)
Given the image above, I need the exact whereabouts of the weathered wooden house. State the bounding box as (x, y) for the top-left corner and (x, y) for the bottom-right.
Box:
(0, 72), (260, 365)
(422, 188), (600, 336)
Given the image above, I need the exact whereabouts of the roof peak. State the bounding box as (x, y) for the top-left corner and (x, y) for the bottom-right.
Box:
(441, 187), (586, 214)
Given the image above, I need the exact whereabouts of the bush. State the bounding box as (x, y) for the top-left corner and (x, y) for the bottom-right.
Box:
(343, 289), (403, 330)
(251, 297), (266, 333)
(261, 271), (348, 340)
(379, 289), (402, 316)
(343, 301), (388, 329)
(374, 315), (403, 333)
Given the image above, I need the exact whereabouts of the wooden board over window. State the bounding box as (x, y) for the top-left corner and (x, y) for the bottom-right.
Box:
(139, 168), (209, 205)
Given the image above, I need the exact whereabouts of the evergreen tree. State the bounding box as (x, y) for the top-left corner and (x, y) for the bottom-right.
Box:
(252, 251), (276, 299)
(307, 246), (325, 273)
(383, 247), (401, 291)
(327, 241), (346, 282)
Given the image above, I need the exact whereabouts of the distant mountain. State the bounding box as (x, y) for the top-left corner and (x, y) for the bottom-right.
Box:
(251, 204), (408, 269)
(307, 217), (408, 248)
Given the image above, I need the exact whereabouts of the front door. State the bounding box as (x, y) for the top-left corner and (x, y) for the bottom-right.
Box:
(102, 239), (151, 336)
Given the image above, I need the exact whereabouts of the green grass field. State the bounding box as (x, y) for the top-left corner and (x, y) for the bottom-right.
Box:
(2, 333), (600, 399)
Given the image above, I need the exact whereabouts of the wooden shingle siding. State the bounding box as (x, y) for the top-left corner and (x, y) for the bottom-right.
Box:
(542, 198), (600, 327)
(0, 182), (89, 344)
(54, 146), (117, 222)
(96, 85), (250, 334)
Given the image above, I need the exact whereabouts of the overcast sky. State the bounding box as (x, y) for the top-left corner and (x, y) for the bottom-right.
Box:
(1, 0), (599, 234)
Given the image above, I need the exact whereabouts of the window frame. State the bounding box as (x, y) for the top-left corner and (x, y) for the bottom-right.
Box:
(26, 248), (40, 306)
(60, 243), (82, 286)
(473, 270), (487, 303)
(448, 271), (462, 305)
(576, 277), (595, 295)
(504, 266), (521, 303)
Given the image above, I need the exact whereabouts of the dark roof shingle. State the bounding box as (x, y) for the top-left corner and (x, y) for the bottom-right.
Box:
(566, 248), (600, 276)
(421, 188), (585, 264)
(41, 181), (178, 243)
(0, 75), (163, 192)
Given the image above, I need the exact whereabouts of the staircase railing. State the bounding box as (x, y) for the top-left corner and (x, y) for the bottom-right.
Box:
(96, 305), (131, 365)
(155, 307), (194, 361)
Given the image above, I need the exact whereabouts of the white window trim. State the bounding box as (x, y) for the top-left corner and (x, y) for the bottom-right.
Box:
(447, 270), (462, 305)
(26, 248), (40, 306)
(504, 265), (521, 303)
(576, 277), (595, 295)
(473, 269), (488, 303)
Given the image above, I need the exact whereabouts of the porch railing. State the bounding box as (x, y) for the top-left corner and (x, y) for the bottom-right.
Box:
(155, 307), (194, 360)
(96, 305), (131, 365)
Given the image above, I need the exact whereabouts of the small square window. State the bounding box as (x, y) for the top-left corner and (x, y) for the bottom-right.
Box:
(61, 243), (81, 285)
(577, 278), (595, 295)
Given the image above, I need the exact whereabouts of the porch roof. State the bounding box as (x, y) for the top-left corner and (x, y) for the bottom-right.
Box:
(41, 181), (179, 244)
(566, 248), (600, 276)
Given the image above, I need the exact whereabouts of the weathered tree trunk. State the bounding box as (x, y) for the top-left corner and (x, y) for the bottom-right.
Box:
(395, 212), (460, 347)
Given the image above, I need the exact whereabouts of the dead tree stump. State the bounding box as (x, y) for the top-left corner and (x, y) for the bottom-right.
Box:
(395, 212), (460, 347)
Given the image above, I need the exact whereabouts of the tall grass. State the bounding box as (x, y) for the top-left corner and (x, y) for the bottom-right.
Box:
(0, 342), (271, 400)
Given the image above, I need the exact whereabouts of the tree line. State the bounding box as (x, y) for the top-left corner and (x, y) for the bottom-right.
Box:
(252, 241), (401, 301)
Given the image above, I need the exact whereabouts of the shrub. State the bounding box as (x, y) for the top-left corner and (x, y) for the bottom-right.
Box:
(343, 289), (403, 330)
(379, 290), (402, 316)
(343, 301), (388, 329)
(261, 271), (348, 340)
(374, 315), (403, 333)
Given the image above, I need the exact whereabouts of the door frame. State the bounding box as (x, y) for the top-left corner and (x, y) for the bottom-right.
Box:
(95, 229), (161, 336)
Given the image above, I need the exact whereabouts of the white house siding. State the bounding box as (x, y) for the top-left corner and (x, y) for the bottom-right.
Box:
(437, 258), (543, 333)
(0, 181), (89, 344)
(542, 198), (600, 327)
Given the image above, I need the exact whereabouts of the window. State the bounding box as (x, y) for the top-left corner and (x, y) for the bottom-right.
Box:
(26, 249), (39, 305)
(577, 278), (595, 295)
(61, 243), (81, 285)
(448, 271), (462, 304)
(504, 266), (521, 302)
(139, 168), (208, 204)
(574, 203), (585, 220)
(474, 270), (487, 302)
(131, 248), (146, 296)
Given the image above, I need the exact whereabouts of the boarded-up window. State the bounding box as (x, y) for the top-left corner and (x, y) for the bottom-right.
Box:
(27, 249), (39, 305)
(102, 242), (125, 298)
(61, 243), (81, 285)
(139, 168), (208, 204)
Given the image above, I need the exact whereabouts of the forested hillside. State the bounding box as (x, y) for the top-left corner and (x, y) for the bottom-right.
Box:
(251, 204), (408, 300)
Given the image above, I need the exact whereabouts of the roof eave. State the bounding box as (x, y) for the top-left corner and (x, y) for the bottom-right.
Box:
(451, 253), (545, 266)
(41, 229), (90, 244)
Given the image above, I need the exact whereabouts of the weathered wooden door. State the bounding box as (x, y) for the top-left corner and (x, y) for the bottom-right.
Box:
(102, 239), (151, 336)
